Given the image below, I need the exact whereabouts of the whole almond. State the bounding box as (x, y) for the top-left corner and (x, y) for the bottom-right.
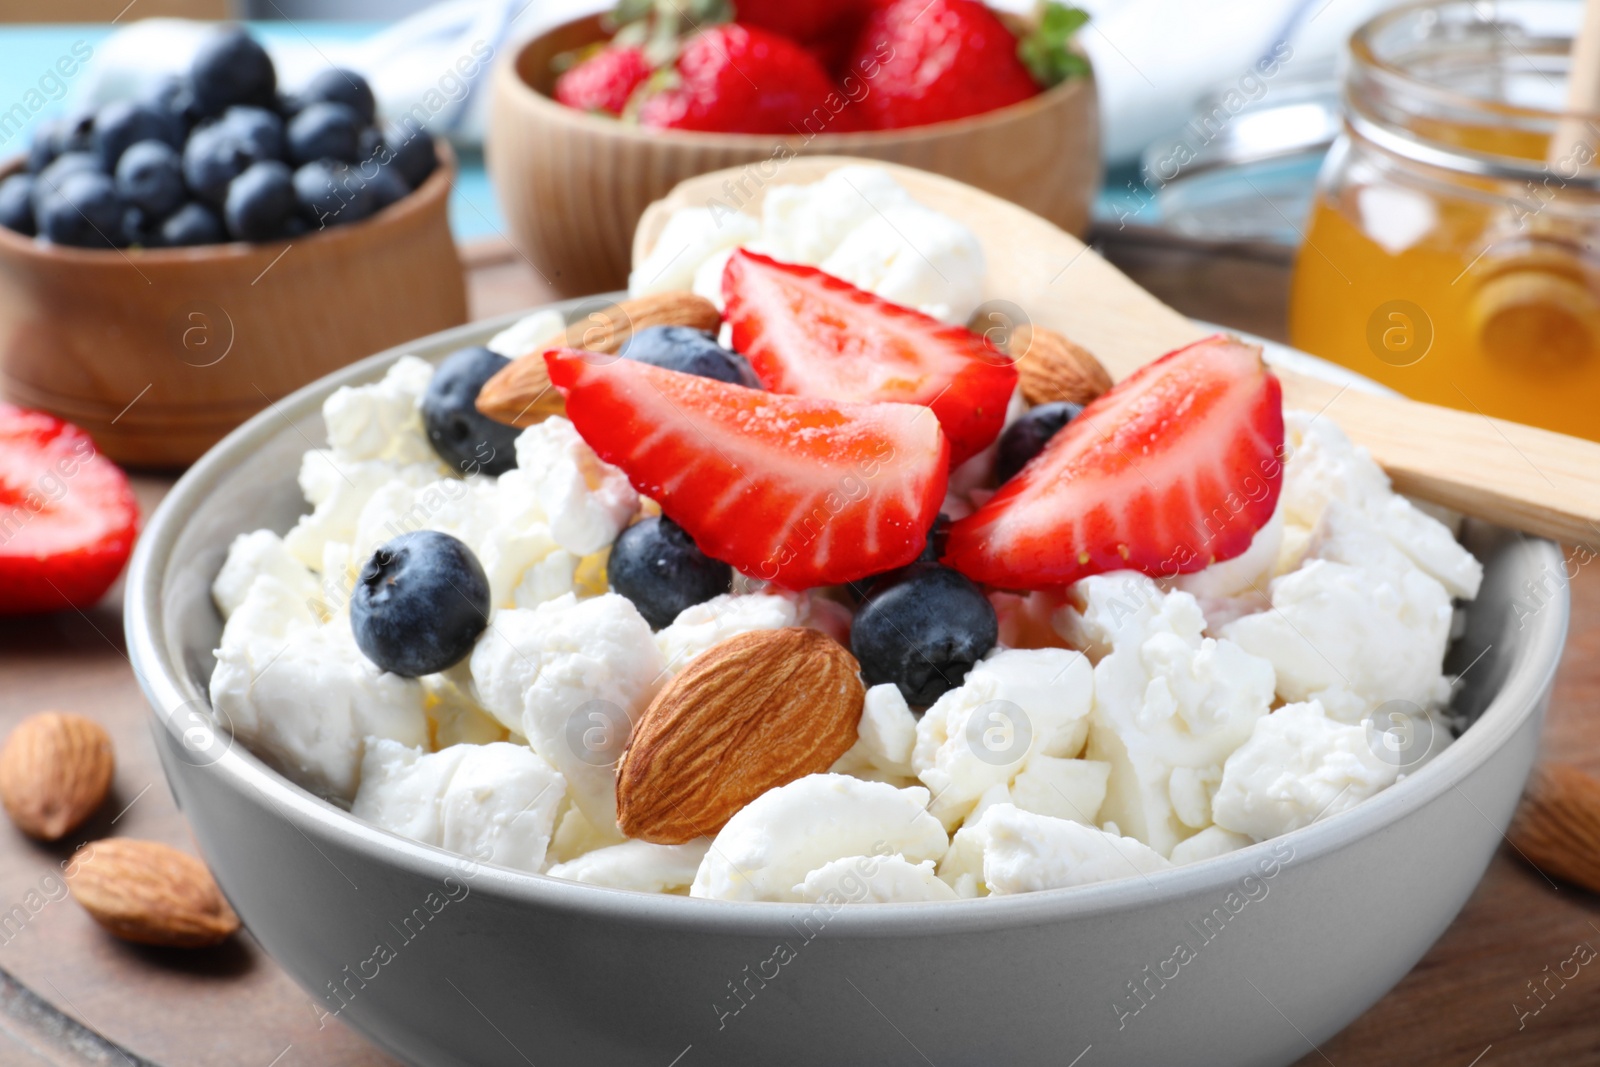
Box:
(1508, 763), (1600, 893)
(477, 291), (721, 427)
(1009, 324), (1114, 407)
(67, 839), (239, 948)
(0, 712), (114, 841)
(617, 628), (865, 844)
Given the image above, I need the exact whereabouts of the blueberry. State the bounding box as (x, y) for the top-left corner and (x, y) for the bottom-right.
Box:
(56, 109), (97, 155)
(93, 100), (183, 171)
(350, 531), (490, 677)
(420, 346), (522, 477)
(995, 401), (1082, 483)
(159, 201), (226, 246)
(189, 26), (278, 117)
(851, 562), (997, 705)
(224, 160), (296, 241)
(274, 90), (305, 119)
(37, 171), (123, 248)
(143, 76), (202, 135)
(366, 163), (410, 210)
(0, 175), (36, 236)
(845, 514), (949, 602)
(357, 126), (384, 164)
(287, 102), (363, 165)
(182, 122), (258, 205)
(300, 68), (377, 125)
(27, 119), (60, 173)
(115, 140), (185, 217)
(384, 122), (437, 187)
(618, 326), (761, 386)
(122, 206), (163, 247)
(292, 159), (374, 229)
(32, 152), (103, 216)
(220, 105), (286, 161)
(608, 516), (733, 629)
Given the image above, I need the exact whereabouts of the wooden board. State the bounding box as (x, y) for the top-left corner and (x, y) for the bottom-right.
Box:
(1, 235), (1596, 1067)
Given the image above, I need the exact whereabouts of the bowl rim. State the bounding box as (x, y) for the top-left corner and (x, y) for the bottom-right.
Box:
(0, 138), (457, 267)
(124, 301), (1571, 936)
(495, 10), (1096, 149)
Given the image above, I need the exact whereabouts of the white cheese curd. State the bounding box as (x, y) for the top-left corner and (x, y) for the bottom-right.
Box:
(938, 823), (989, 898)
(691, 246), (737, 312)
(283, 451), (442, 569)
(1279, 410), (1482, 599)
(486, 308), (566, 360)
(759, 165), (910, 265)
(504, 417), (638, 556)
(1172, 497), (1285, 602)
(1168, 825), (1253, 866)
(690, 774), (948, 902)
(469, 593), (665, 838)
(548, 803), (617, 865)
(975, 804), (1172, 895)
(512, 548), (580, 609)
(352, 739), (566, 873)
(653, 591), (805, 671)
(547, 839), (711, 893)
(629, 206), (761, 297)
(209, 576), (427, 802)
(1211, 701), (1400, 841)
(1072, 573), (1275, 857)
(321, 355), (438, 467)
(796, 855), (958, 903)
(213, 530), (321, 619)
(1008, 755), (1111, 826)
(1221, 512), (1455, 724)
(819, 202), (986, 325)
(831, 683), (919, 785)
(422, 667), (508, 748)
(911, 648), (1095, 830)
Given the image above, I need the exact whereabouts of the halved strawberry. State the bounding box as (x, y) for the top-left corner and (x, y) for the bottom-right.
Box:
(722, 250), (1016, 468)
(943, 335), (1284, 590)
(545, 348), (948, 589)
(1, 405), (139, 615)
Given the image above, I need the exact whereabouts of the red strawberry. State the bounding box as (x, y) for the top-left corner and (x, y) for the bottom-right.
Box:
(545, 348), (948, 589)
(844, 0), (1040, 130)
(0, 405), (139, 615)
(637, 24), (861, 134)
(554, 45), (652, 115)
(943, 335), (1285, 590)
(723, 250), (1016, 468)
(732, 0), (866, 47)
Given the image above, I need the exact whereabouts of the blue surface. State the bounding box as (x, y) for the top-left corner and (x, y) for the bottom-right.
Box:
(0, 22), (505, 240)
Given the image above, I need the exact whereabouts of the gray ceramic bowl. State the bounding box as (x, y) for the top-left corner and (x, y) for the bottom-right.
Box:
(125, 301), (1570, 1067)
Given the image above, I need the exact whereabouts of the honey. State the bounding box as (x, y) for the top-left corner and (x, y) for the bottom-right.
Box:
(1287, 0), (1600, 442)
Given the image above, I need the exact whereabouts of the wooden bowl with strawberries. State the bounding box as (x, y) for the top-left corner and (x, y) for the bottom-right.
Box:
(488, 0), (1099, 298)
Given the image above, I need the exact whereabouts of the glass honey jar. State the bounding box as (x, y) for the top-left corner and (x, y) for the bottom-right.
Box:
(1290, 0), (1600, 441)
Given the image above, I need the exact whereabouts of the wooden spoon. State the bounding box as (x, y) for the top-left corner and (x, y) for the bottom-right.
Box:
(634, 157), (1600, 548)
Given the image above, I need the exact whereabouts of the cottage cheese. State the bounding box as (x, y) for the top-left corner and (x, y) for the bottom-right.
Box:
(469, 593), (665, 838)
(486, 309), (566, 360)
(1212, 700), (1400, 841)
(352, 738), (566, 872)
(911, 648), (1095, 830)
(654, 591), (805, 671)
(691, 774), (948, 902)
(831, 683), (919, 785)
(546, 839), (710, 893)
(213, 530), (321, 619)
(968, 804), (1172, 896)
(796, 854), (958, 903)
(630, 206), (761, 297)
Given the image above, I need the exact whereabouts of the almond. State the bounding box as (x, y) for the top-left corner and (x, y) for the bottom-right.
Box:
(616, 628), (864, 844)
(476, 291), (721, 427)
(67, 839), (240, 948)
(0, 712), (114, 841)
(1508, 762), (1600, 894)
(1009, 324), (1114, 407)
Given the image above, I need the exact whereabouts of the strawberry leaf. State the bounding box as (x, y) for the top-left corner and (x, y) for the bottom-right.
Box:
(1018, 1), (1091, 88)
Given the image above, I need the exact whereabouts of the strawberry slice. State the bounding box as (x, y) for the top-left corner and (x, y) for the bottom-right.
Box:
(943, 335), (1284, 590)
(722, 250), (1016, 468)
(545, 349), (948, 590)
(1, 404), (139, 615)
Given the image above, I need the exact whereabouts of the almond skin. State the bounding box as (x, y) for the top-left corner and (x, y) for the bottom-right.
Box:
(1509, 763), (1600, 894)
(476, 291), (721, 427)
(1010, 324), (1114, 407)
(0, 712), (115, 841)
(67, 839), (240, 948)
(616, 628), (865, 844)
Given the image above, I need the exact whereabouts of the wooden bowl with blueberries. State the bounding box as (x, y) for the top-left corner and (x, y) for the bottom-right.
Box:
(0, 25), (467, 468)
(488, 0), (1100, 298)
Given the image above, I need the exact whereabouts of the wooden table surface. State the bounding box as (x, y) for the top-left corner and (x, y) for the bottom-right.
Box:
(1, 235), (1596, 1067)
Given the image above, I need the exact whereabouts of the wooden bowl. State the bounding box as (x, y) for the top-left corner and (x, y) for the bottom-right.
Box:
(487, 12), (1100, 298)
(0, 142), (468, 468)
